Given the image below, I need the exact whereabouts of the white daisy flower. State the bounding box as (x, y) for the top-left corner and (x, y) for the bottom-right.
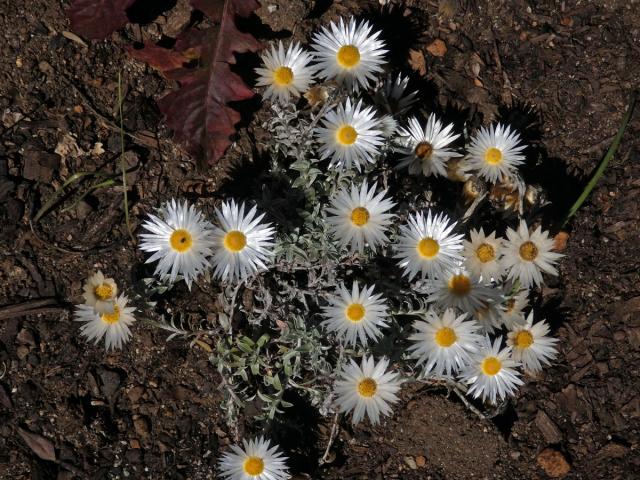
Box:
(211, 200), (275, 283)
(82, 270), (117, 314)
(467, 123), (526, 183)
(500, 288), (529, 329)
(375, 74), (418, 115)
(315, 98), (384, 171)
(471, 299), (505, 334)
(311, 17), (387, 91)
(459, 336), (524, 404)
(74, 294), (136, 351)
(463, 228), (505, 281)
(395, 210), (464, 281)
(334, 356), (402, 425)
(396, 115), (461, 177)
(325, 181), (395, 253)
(139, 199), (216, 289)
(427, 266), (500, 315)
(507, 312), (559, 373)
(321, 281), (389, 347)
(217, 436), (289, 480)
(255, 41), (316, 104)
(502, 220), (563, 288)
(408, 309), (481, 377)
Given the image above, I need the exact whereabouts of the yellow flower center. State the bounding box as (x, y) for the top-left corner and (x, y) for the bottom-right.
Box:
(101, 305), (120, 325)
(519, 241), (538, 261)
(94, 283), (114, 300)
(357, 377), (377, 397)
(273, 66), (294, 86)
(223, 230), (247, 253)
(336, 125), (358, 145)
(515, 330), (534, 348)
(243, 456), (265, 476)
(417, 238), (440, 259)
(476, 243), (495, 263)
(484, 147), (503, 165)
(448, 274), (471, 296)
(336, 44), (361, 68)
(481, 356), (502, 376)
(414, 142), (434, 160)
(169, 229), (193, 253)
(434, 327), (457, 347)
(345, 303), (366, 322)
(350, 207), (370, 227)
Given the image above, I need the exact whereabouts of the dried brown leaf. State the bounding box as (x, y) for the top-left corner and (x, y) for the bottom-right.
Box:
(17, 427), (56, 462)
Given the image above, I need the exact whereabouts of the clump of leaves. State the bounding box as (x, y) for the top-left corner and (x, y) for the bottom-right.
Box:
(66, 0), (261, 166)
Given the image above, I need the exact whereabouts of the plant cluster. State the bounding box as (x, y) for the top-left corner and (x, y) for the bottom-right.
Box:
(73, 15), (567, 480)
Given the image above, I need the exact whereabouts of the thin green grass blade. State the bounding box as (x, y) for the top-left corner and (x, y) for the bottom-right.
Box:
(60, 179), (118, 213)
(562, 91), (637, 227)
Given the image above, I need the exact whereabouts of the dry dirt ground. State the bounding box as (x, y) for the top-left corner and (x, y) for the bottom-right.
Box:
(1, 0), (639, 479)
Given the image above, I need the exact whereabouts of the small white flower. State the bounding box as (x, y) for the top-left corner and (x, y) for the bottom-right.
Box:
(82, 271), (117, 314)
(139, 199), (216, 289)
(467, 123), (526, 183)
(321, 281), (389, 347)
(211, 200), (275, 283)
(311, 17), (387, 91)
(255, 41), (316, 104)
(217, 436), (289, 480)
(500, 287), (529, 329)
(463, 228), (504, 281)
(315, 98), (384, 171)
(325, 181), (395, 253)
(408, 309), (481, 377)
(334, 356), (402, 424)
(502, 220), (563, 288)
(459, 336), (524, 404)
(427, 265), (500, 315)
(396, 115), (461, 177)
(507, 312), (559, 373)
(395, 210), (464, 281)
(74, 294), (136, 351)
(375, 74), (418, 115)
(471, 299), (505, 334)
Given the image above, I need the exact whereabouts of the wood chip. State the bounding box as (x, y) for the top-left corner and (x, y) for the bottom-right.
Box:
(535, 410), (563, 444)
(536, 448), (571, 478)
(408, 49), (426, 76)
(17, 427), (56, 462)
(426, 39), (447, 57)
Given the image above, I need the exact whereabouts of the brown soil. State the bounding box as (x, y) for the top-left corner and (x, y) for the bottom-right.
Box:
(1, 0), (639, 479)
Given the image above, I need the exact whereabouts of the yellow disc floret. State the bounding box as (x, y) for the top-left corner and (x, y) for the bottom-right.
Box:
(94, 283), (114, 301)
(101, 305), (121, 325)
(243, 456), (265, 476)
(336, 125), (358, 145)
(273, 66), (294, 86)
(345, 303), (366, 322)
(476, 243), (495, 263)
(336, 45), (361, 68)
(484, 147), (503, 165)
(415, 142), (434, 160)
(417, 238), (440, 259)
(170, 229), (193, 253)
(515, 330), (534, 348)
(434, 327), (457, 347)
(223, 230), (247, 253)
(357, 377), (377, 397)
(481, 356), (502, 376)
(448, 274), (471, 296)
(350, 207), (370, 227)
(519, 241), (538, 261)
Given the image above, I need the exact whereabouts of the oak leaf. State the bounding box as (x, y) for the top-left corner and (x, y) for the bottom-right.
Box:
(67, 0), (136, 40)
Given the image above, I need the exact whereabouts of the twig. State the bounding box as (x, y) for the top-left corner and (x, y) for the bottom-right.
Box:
(0, 298), (63, 321)
(448, 381), (486, 421)
(118, 71), (135, 243)
(319, 412), (340, 465)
